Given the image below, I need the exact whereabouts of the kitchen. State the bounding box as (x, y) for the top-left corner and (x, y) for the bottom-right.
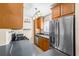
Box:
(0, 3), (78, 56)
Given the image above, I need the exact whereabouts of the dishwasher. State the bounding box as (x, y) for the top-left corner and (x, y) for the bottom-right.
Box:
(35, 35), (39, 45)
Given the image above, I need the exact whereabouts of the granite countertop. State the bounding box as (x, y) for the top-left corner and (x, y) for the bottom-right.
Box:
(35, 33), (50, 39)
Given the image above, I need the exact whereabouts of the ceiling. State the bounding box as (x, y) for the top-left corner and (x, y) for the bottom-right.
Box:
(24, 3), (53, 18)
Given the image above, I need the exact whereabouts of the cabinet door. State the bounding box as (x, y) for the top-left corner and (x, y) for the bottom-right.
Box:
(61, 3), (75, 16)
(41, 17), (44, 30)
(40, 38), (44, 49)
(35, 17), (44, 29)
(37, 19), (41, 29)
(51, 4), (61, 19)
(38, 37), (49, 51)
(0, 3), (23, 29)
(43, 38), (49, 51)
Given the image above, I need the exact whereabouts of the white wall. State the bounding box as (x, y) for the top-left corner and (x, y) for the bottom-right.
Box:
(75, 4), (79, 56)
(23, 17), (34, 43)
(0, 29), (12, 46)
(24, 4), (34, 43)
(43, 14), (52, 33)
(0, 29), (6, 46)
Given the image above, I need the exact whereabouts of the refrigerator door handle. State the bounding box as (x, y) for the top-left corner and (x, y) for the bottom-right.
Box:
(58, 22), (60, 47)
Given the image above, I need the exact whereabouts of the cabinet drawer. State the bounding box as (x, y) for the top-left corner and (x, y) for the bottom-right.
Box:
(61, 3), (75, 16)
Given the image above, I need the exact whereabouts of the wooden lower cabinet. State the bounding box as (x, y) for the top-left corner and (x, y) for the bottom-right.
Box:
(43, 39), (49, 51)
(38, 37), (43, 48)
(38, 37), (49, 51)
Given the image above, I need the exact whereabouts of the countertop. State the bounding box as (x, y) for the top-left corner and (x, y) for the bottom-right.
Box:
(35, 33), (50, 39)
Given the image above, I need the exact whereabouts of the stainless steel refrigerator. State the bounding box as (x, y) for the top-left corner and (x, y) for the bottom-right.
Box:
(50, 15), (75, 56)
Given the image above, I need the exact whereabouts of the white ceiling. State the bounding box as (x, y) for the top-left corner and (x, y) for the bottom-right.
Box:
(24, 3), (53, 18)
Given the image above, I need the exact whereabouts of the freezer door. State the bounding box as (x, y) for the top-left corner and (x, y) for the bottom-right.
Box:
(49, 20), (55, 47)
(58, 16), (75, 56)
(49, 20), (59, 48)
(52, 21), (59, 48)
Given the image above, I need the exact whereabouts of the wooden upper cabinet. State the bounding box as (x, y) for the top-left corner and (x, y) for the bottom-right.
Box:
(40, 17), (44, 30)
(37, 17), (41, 29)
(51, 3), (75, 20)
(35, 16), (44, 29)
(51, 4), (61, 19)
(34, 20), (41, 33)
(61, 3), (75, 16)
(0, 3), (23, 29)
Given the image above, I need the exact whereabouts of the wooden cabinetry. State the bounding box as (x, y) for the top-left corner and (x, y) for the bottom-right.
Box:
(61, 3), (75, 16)
(0, 3), (23, 29)
(43, 39), (49, 51)
(41, 17), (44, 30)
(34, 19), (41, 34)
(35, 17), (44, 29)
(34, 16), (44, 34)
(51, 3), (75, 20)
(51, 4), (61, 19)
(37, 17), (41, 29)
(38, 37), (43, 49)
(38, 37), (49, 51)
